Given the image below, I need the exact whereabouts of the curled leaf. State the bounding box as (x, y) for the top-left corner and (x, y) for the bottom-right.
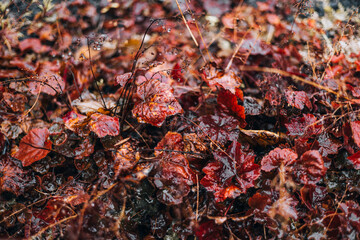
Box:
(295, 150), (326, 185)
(261, 148), (298, 172)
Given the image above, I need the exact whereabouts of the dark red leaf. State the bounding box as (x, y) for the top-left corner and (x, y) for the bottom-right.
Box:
(2, 92), (27, 112)
(314, 132), (341, 157)
(294, 150), (326, 185)
(197, 112), (239, 146)
(350, 121), (360, 148)
(300, 185), (328, 210)
(35, 198), (73, 224)
(153, 132), (195, 205)
(89, 113), (119, 138)
(339, 201), (360, 232)
(201, 141), (260, 202)
(248, 192), (271, 211)
(285, 114), (322, 137)
(13, 128), (52, 167)
(195, 221), (223, 240)
(0, 156), (34, 196)
(285, 90), (312, 110)
(171, 63), (185, 83)
(261, 148), (298, 172)
(132, 76), (183, 127)
(112, 142), (139, 177)
(347, 151), (360, 169)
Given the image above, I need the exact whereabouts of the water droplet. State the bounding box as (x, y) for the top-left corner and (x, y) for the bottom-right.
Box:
(167, 28), (171, 32)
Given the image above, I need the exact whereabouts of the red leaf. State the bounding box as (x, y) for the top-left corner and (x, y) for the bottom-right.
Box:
(339, 201), (360, 232)
(115, 72), (132, 87)
(35, 199), (73, 224)
(285, 90), (312, 110)
(314, 132), (341, 157)
(248, 192), (271, 211)
(153, 132), (195, 205)
(13, 128), (52, 167)
(347, 151), (360, 169)
(197, 112), (239, 145)
(195, 221), (223, 240)
(18, 38), (51, 53)
(0, 156), (34, 196)
(350, 121), (360, 148)
(295, 150), (326, 185)
(62, 111), (87, 133)
(300, 185), (328, 210)
(2, 92), (27, 112)
(29, 62), (65, 96)
(218, 88), (245, 120)
(132, 76), (183, 127)
(269, 195), (298, 220)
(261, 148), (298, 172)
(285, 114), (322, 137)
(201, 142), (260, 202)
(171, 63), (185, 83)
(112, 142), (139, 177)
(202, 63), (242, 94)
(89, 113), (120, 138)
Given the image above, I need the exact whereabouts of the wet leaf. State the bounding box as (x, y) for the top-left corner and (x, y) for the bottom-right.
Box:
(112, 141), (139, 177)
(285, 90), (312, 110)
(261, 148), (298, 172)
(339, 201), (360, 232)
(13, 128), (52, 167)
(347, 151), (360, 169)
(218, 88), (245, 120)
(153, 132), (195, 205)
(350, 121), (360, 148)
(89, 113), (120, 138)
(202, 63), (242, 94)
(197, 112), (239, 146)
(314, 132), (341, 157)
(300, 185), (328, 210)
(285, 114), (322, 138)
(132, 76), (183, 127)
(201, 141), (260, 202)
(294, 150), (326, 185)
(29, 62), (65, 96)
(2, 92), (27, 112)
(0, 156), (34, 196)
(239, 128), (288, 147)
